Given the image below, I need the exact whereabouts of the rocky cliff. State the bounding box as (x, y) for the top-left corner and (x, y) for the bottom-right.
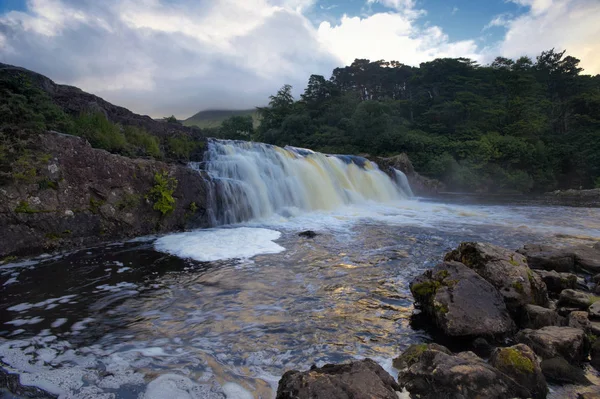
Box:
(0, 132), (210, 258)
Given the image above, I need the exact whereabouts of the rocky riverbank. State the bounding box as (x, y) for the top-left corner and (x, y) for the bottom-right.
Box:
(545, 189), (600, 208)
(0, 132), (210, 258)
(276, 241), (600, 398)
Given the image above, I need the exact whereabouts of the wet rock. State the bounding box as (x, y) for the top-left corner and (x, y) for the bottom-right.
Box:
(445, 242), (549, 315)
(0, 366), (57, 398)
(298, 230), (318, 238)
(521, 304), (562, 329)
(558, 306), (582, 317)
(591, 321), (600, 336)
(375, 154), (445, 196)
(398, 348), (531, 399)
(591, 339), (600, 370)
(516, 326), (588, 364)
(518, 244), (576, 272)
(276, 358), (400, 399)
(578, 388), (600, 399)
(392, 343), (451, 369)
(558, 289), (594, 310)
(410, 261), (515, 338)
(472, 337), (495, 358)
(595, 242), (600, 251)
(534, 270), (578, 294)
(540, 357), (591, 385)
(568, 311), (591, 333)
(518, 244), (600, 274)
(489, 344), (548, 399)
(589, 302), (600, 319)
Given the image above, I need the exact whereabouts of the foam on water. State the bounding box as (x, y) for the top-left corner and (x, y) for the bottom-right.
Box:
(154, 227), (285, 262)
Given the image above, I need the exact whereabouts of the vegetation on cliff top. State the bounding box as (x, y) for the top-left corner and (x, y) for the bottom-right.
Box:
(214, 49), (600, 193)
(0, 71), (205, 187)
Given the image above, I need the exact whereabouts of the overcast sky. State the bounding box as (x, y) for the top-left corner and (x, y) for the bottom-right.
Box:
(1, 0), (599, 118)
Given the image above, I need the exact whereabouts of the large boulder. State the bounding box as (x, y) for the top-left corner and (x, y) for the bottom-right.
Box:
(515, 326), (589, 364)
(521, 304), (562, 329)
(558, 289), (594, 310)
(568, 311), (591, 333)
(275, 359), (400, 399)
(540, 357), (591, 385)
(410, 261), (515, 338)
(589, 302), (600, 319)
(489, 344), (548, 399)
(518, 244), (600, 274)
(398, 347), (531, 399)
(534, 270), (578, 294)
(445, 242), (549, 315)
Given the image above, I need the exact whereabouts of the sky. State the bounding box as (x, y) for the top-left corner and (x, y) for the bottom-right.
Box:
(1, 0), (599, 118)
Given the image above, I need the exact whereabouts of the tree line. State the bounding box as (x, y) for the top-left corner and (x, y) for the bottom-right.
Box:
(217, 50), (600, 193)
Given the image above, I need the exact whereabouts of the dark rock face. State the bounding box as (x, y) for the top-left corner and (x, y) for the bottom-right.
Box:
(534, 270), (578, 294)
(516, 326), (588, 364)
(540, 357), (591, 385)
(591, 339), (600, 371)
(398, 348), (531, 399)
(375, 154), (444, 196)
(489, 344), (548, 399)
(410, 261), (515, 338)
(518, 244), (600, 274)
(0, 132), (210, 257)
(444, 242), (549, 315)
(275, 359), (400, 399)
(521, 305), (562, 329)
(558, 289), (594, 310)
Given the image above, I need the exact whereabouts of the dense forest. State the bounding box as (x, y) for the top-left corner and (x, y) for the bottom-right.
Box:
(216, 50), (600, 193)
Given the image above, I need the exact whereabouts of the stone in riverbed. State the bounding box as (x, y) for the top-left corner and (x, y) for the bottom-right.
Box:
(398, 347), (531, 399)
(276, 359), (400, 399)
(558, 289), (594, 310)
(518, 244), (600, 274)
(298, 230), (318, 238)
(392, 343), (451, 370)
(410, 261), (515, 338)
(534, 270), (578, 294)
(521, 304), (562, 329)
(589, 301), (600, 319)
(444, 242), (549, 315)
(568, 311), (591, 333)
(489, 344), (548, 399)
(540, 357), (591, 385)
(515, 326), (589, 364)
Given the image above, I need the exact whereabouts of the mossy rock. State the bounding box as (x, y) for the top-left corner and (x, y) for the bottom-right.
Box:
(490, 344), (548, 399)
(393, 343), (450, 370)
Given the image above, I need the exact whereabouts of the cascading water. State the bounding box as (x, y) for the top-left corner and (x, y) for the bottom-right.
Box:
(201, 139), (411, 225)
(393, 168), (414, 198)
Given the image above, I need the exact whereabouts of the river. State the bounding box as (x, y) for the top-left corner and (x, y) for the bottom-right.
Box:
(1, 141), (600, 398)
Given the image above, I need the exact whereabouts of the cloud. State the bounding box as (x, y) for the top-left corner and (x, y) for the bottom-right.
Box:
(0, 0), (598, 118)
(318, 12), (480, 66)
(489, 0), (600, 74)
(451, 6), (459, 15)
(483, 13), (513, 30)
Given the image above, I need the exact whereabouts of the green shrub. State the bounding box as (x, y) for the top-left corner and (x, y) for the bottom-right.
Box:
(123, 126), (162, 158)
(14, 200), (36, 213)
(116, 193), (141, 210)
(70, 112), (127, 152)
(89, 197), (104, 214)
(165, 136), (197, 161)
(147, 171), (177, 215)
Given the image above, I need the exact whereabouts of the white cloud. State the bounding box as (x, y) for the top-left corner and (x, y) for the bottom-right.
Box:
(490, 0), (600, 74)
(451, 6), (459, 15)
(0, 0), (598, 119)
(318, 12), (480, 66)
(483, 13), (512, 30)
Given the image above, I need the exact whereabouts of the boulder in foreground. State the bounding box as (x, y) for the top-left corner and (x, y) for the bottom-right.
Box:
(410, 261), (515, 338)
(398, 346), (531, 399)
(276, 359), (400, 399)
(445, 242), (549, 314)
(489, 344), (548, 399)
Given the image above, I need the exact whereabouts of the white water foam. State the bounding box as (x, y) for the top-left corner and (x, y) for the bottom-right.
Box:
(154, 227), (285, 262)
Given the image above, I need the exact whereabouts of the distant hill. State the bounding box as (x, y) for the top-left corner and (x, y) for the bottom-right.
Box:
(183, 109), (260, 129)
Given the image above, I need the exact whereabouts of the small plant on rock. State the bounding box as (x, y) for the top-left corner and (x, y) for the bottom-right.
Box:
(147, 171), (177, 216)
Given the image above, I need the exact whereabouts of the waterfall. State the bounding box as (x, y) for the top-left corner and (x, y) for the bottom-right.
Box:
(201, 139), (412, 225)
(393, 168), (414, 198)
